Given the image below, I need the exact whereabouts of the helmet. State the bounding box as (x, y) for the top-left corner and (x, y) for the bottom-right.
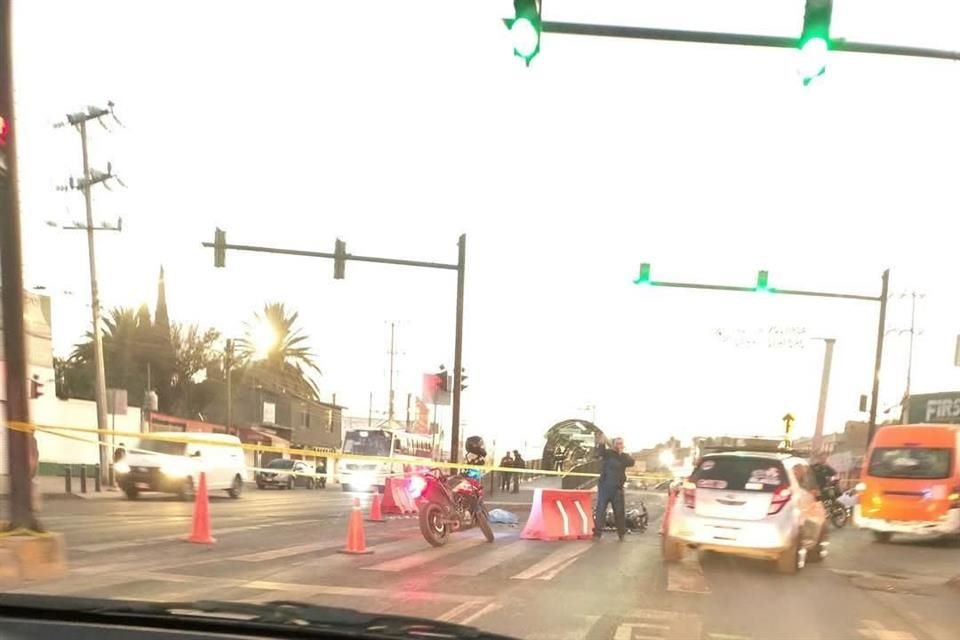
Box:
(465, 436), (486, 457)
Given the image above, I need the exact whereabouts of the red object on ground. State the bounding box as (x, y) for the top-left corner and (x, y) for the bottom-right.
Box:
(520, 488), (594, 541)
(367, 491), (385, 523)
(186, 472), (215, 544)
(381, 476), (417, 515)
(338, 497), (374, 555)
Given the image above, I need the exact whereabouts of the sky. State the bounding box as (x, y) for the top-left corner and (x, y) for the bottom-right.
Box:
(8, 0), (960, 455)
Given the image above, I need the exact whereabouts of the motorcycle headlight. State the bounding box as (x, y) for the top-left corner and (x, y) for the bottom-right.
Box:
(114, 461), (130, 475)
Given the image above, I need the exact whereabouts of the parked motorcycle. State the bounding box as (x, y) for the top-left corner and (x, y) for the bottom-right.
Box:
(408, 436), (495, 547)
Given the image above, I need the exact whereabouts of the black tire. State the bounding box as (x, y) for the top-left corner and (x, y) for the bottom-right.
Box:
(305, 477), (316, 490)
(419, 502), (450, 547)
(476, 509), (495, 543)
(180, 477), (196, 502)
(342, 483), (351, 492)
(228, 474), (243, 499)
(830, 505), (848, 528)
(662, 535), (684, 562)
(318, 478), (326, 489)
(287, 476), (295, 490)
(122, 486), (139, 500)
(256, 481), (265, 490)
(777, 537), (800, 574)
(807, 526), (828, 563)
(873, 531), (893, 544)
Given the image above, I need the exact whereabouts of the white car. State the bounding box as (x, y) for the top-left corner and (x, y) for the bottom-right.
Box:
(663, 451), (828, 574)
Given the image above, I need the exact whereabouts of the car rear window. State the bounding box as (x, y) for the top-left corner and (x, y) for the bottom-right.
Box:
(868, 447), (952, 479)
(691, 456), (787, 492)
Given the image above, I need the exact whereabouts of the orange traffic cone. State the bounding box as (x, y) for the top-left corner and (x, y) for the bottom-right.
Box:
(338, 497), (374, 555)
(186, 472), (215, 544)
(367, 492), (385, 523)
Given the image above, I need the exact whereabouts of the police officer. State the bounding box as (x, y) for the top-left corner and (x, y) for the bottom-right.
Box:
(593, 432), (635, 541)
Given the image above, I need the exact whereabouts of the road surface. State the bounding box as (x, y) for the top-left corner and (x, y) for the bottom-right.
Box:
(4, 485), (959, 639)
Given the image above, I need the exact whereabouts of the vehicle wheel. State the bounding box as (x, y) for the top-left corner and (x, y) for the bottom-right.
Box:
(873, 531), (893, 544)
(342, 483), (351, 492)
(122, 486), (139, 500)
(476, 509), (495, 543)
(256, 481), (265, 490)
(287, 476), (295, 490)
(419, 502), (450, 547)
(776, 537), (800, 574)
(180, 477), (196, 502)
(807, 526), (828, 563)
(319, 478), (326, 489)
(662, 535), (685, 562)
(228, 474), (243, 499)
(305, 477), (315, 490)
(830, 505), (849, 528)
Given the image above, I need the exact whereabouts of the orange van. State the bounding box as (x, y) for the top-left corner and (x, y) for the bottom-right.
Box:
(854, 423), (960, 541)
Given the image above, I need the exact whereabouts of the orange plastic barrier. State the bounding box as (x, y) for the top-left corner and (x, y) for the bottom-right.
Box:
(381, 476), (418, 515)
(186, 472), (215, 545)
(521, 488), (594, 541)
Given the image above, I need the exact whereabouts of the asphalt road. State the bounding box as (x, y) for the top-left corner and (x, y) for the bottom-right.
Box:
(4, 484), (960, 640)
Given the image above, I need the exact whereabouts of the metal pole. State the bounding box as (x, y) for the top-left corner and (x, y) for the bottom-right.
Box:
(387, 322), (395, 423)
(812, 338), (836, 454)
(450, 234), (466, 463)
(905, 293), (917, 397)
(405, 392), (411, 431)
(77, 119), (110, 485)
(368, 391), (373, 427)
(0, 0), (41, 531)
(867, 270), (891, 449)
(225, 339), (234, 434)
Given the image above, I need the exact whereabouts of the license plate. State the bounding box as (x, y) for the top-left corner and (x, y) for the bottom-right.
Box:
(135, 482), (150, 490)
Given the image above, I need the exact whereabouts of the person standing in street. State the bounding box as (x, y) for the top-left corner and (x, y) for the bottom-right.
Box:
(500, 452), (514, 491)
(593, 432), (635, 541)
(511, 450), (524, 493)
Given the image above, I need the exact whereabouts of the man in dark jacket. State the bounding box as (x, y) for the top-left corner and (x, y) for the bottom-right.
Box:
(593, 432), (635, 541)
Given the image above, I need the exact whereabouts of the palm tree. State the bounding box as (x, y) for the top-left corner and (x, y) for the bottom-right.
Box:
(237, 302), (321, 399)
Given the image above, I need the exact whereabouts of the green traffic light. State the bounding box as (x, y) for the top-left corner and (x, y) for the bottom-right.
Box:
(511, 17), (540, 63)
(633, 263), (651, 285)
(798, 37), (829, 85)
(756, 270), (770, 292)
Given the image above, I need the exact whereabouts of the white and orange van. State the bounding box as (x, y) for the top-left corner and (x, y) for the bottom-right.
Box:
(854, 423), (960, 541)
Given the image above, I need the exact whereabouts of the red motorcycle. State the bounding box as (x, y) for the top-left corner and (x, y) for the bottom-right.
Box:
(407, 437), (495, 547)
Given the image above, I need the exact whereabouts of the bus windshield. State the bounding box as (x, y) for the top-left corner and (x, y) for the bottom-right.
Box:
(343, 431), (391, 457)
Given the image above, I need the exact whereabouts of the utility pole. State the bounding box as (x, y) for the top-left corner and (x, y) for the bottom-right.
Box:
(53, 102), (123, 486)
(387, 322), (396, 424)
(1, 0), (42, 532)
(225, 339), (235, 435)
(450, 235), (466, 462)
(867, 270), (890, 448)
(812, 338), (836, 454)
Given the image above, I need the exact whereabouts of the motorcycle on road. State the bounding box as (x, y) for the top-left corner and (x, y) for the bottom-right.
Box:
(408, 468), (495, 547)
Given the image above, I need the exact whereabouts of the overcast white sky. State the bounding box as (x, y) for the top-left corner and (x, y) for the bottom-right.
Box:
(10, 0), (960, 455)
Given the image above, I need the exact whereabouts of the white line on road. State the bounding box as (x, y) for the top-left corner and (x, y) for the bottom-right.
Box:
(232, 540), (343, 562)
(436, 539), (528, 576)
(459, 601), (502, 626)
(72, 519), (317, 552)
(858, 620), (918, 640)
(364, 538), (486, 572)
(510, 542), (591, 580)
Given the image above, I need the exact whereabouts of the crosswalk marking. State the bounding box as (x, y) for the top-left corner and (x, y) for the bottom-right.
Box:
(858, 620), (918, 640)
(437, 539), (528, 576)
(72, 519), (317, 553)
(364, 537), (486, 572)
(510, 542), (591, 580)
(232, 540), (341, 562)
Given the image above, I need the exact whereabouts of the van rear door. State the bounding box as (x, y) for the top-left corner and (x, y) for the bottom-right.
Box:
(864, 446), (955, 521)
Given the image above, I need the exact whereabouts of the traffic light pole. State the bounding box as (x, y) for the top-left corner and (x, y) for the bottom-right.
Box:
(1, 0), (41, 532)
(638, 268), (890, 453)
(203, 232), (468, 462)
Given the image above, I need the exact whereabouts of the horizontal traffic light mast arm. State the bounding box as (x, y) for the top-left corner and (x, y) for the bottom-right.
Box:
(649, 279), (880, 302)
(533, 20), (960, 62)
(200, 241), (459, 271)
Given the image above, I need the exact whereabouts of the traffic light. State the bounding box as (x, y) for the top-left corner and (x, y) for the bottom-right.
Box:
(633, 263), (651, 285)
(213, 228), (226, 268)
(29, 375), (44, 399)
(334, 238), (346, 280)
(798, 0), (833, 86)
(460, 368), (468, 391)
(438, 369), (450, 392)
(509, 0), (542, 66)
(755, 270), (770, 292)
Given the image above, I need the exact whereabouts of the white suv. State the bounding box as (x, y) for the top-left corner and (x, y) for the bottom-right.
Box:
(663, 451), (828, 574)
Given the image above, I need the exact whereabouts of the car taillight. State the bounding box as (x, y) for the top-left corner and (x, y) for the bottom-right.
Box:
(949, 487), (960, 509)
(682, 481), (696, 508)
(767, 484), (792, 515)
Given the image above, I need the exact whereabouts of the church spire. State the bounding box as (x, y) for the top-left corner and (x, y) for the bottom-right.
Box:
(155, 265), (170, 332)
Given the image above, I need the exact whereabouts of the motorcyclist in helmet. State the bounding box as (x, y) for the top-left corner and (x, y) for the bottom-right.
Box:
(462, 436), (487, 481)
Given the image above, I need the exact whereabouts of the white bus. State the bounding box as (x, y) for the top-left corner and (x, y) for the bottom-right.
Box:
(338, 428), (434, 492)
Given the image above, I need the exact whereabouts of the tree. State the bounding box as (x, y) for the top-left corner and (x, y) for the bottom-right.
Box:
(237, 302), (321, 399)
(169, 323), (221, 417)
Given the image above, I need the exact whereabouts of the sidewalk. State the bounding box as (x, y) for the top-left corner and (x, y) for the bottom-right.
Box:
(37, 475), (122, 500)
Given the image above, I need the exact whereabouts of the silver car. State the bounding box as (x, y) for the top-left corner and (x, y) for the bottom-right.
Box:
(663, 451), (828, 574)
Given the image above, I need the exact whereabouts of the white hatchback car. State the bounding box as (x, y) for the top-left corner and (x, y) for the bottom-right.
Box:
(663, 451), (828, 574)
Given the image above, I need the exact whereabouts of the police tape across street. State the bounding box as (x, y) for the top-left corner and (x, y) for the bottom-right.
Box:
(5, 420), (672, 484)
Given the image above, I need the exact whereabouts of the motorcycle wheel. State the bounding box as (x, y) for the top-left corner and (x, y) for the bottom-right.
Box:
(476, 508), (495, 543)
(419, 502), (450, 547)
(830, 504), (849, 528)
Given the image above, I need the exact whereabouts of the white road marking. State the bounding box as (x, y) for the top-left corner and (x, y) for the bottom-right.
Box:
(459, 601), (502, 626)
(436, 540), (528, 576)
(707, 634), (752, 640)
(232, 540), (342, 562)
(510, 542), (591, 580)
(72, 519), (317, 552)
(364, 538), (486, 572)
(437, 600), (502, 626)
(858, 620), (918, 640)
(666, 553), (710, 594)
